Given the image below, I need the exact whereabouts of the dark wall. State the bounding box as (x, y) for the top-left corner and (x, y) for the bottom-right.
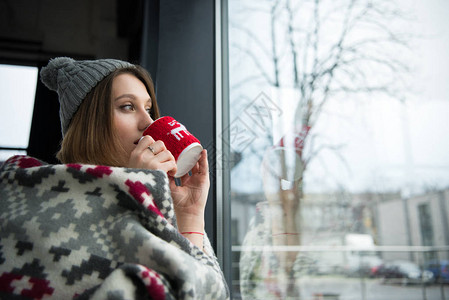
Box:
(0, 0), (134, 65)
(27, 67), (61, 164)
(154, 0), (217, 247)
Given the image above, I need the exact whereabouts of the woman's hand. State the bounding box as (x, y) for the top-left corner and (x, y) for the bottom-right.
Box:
(127, 135), (177, 176)
(169, 149), (209, 248)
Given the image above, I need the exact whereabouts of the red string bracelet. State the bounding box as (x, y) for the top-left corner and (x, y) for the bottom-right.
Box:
(181, 231), (204, 236)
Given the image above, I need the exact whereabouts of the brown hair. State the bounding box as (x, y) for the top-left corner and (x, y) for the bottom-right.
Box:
(56, 66), (160, 166)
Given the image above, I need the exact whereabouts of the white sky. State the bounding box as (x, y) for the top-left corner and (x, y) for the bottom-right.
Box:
(229, 0), (449, 195)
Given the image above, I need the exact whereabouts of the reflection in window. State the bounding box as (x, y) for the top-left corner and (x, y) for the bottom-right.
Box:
(227, 0), (449, 298)
(418, 203), (436, 262)
(0, 64), (38, 162)
(419, 203), (434, 247)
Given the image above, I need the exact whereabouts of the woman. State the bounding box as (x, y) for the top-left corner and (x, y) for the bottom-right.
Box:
(0, 57), (228, 299)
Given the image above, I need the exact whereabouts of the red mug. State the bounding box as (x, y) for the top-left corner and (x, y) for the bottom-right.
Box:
(142, 116), (203, 178)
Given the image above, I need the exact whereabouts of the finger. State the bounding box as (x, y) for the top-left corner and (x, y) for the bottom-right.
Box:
(166, 164), (178, 177)
(190, 161), (200, 174)
(149, 140), (167, 155)
(160, 160), (177, 176)
(169, 176), (177, 189)
(189, 149), (206, 175)
(197, 149), (208, 174)
(136, 135), (155, 151)
(155, 149), (176, 163)
(148, 145), (156, 154)
(150, 150), (177, 176)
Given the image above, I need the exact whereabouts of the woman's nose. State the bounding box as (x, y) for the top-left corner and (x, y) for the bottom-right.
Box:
(138, 110), (153, 131)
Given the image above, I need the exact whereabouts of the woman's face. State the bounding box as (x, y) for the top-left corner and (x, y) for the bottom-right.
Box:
(111, 73), (154, 163)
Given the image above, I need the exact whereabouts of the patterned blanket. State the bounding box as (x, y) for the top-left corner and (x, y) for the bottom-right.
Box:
(0, 155), (229, 299)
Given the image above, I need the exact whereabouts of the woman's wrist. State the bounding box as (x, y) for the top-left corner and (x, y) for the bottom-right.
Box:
(176, 212), (204, 233)
(176, 213), (205, 249)
(177, 224), (205, 234)
(180, 230), (204, 249)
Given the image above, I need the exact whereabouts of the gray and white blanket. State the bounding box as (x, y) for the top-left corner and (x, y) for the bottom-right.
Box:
(0, 155), (229, 299)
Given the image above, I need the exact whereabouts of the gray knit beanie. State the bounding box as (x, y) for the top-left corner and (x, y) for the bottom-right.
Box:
(40, 57), (134, 135)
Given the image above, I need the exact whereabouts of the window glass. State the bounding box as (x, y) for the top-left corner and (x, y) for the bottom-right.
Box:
(227, 0), (449, 298)
(0, 150), (28, 163)
(0, 64), (38, 161)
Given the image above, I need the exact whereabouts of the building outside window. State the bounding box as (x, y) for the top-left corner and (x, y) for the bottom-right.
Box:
(418, 203), (436, 262)
(224, 0), (449, 299)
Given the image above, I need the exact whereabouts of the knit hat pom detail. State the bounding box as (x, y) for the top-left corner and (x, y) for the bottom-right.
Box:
(40, 57), (75, 91)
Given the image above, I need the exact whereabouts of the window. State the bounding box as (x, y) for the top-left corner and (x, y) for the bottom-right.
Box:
(224, 0), (449, 299)
(0, 64), (38, 162)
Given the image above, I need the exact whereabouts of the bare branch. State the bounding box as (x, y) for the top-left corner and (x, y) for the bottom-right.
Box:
(271, 0), (282, 87)
(231, 75), (267, 90)
(230, 22), (273, 59)
(304, 0), (357, 127)
(304, 142), (349, 173)
(231, 43), (275, 85)
(286, 0), (300, 88)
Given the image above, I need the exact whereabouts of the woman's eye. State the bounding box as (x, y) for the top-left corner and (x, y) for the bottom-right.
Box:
(146, 108), (152, 115)
(121, 104), (134, 111)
